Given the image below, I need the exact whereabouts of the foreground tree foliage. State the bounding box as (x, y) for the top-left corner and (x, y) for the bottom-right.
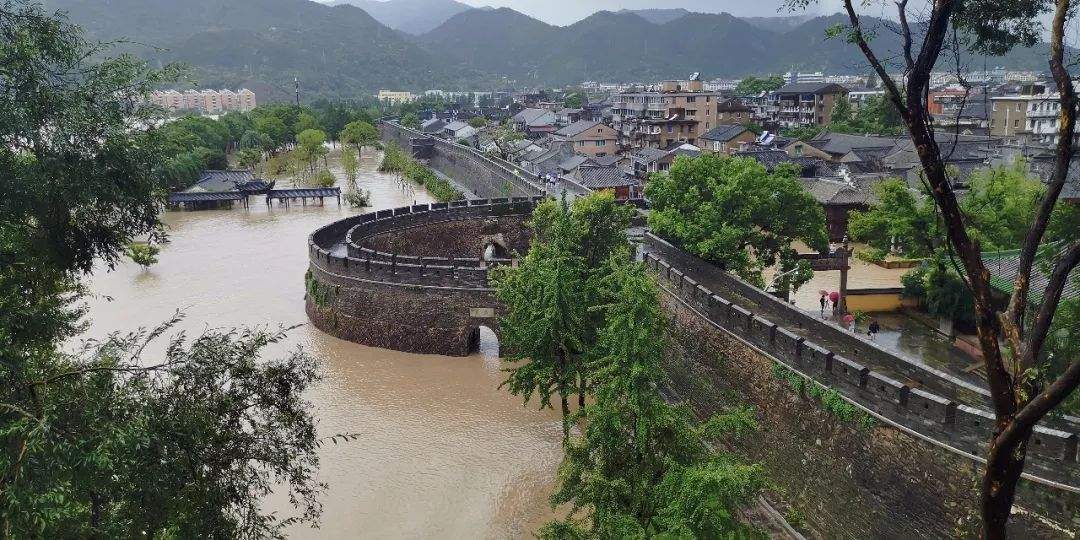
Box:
(3, 317), (323, 537)
(495, 193), (634, 436)
(646, 154), (828, 296)
(541, 261), (765, 538)
(828, 95), (904, 136)
(1, 2), (327, 535)
(787, 0), (1080, 534)
(495, 198), (588, 439)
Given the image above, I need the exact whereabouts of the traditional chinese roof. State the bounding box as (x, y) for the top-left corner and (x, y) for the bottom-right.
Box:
(168, 191), (244, 204)
(555, 120), (602, 138)
(700, 124), (751, 142)
(184, 170), (256, 193)
(574, 165), (634, 189)
(983, 246), (1079, 304)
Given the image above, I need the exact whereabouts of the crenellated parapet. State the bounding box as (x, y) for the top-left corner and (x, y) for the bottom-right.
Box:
(306, 197), (541, 355)
(379, 121), (546, 198)
(641, 234), (1079, 489)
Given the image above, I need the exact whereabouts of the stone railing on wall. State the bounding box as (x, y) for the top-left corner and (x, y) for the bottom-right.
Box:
(308, 197), (542, 290)
(641, 236), (1079, 488)
(380, 121), (546, 199)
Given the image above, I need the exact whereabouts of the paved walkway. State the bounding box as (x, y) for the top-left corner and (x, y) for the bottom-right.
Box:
(643, 238), (992, 406)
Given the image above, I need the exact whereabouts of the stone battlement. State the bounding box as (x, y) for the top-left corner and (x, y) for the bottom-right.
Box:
(309, 197), (542, 290)
(641, 238), (1079, 488)
(379, 121), (546, 198)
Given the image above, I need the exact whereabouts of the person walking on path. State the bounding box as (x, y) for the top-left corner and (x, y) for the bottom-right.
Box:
(819, 293), (828, 318)
(828, 290), (840, 316)
(867, 319), (881, 341)
(842, 312), (855, 332)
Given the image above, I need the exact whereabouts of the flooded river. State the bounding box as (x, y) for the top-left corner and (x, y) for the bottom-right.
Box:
(78, 151), (563, 538)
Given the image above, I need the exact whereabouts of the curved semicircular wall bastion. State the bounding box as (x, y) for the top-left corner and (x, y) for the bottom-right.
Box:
(303, 123), (1080, 536)
(306, 197), (542, 356)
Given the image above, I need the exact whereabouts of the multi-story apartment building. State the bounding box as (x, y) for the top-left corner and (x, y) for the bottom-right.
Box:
(378, 90), (416, 105)
(149, 89), (256, 114)
(553, 120), (618, 157)
(772, 82), (849, 127)
(990, 95), (1034, 140)
(715, 99), (752, 125)
(785, 71), (825, 84)
(237, 89), (256, 111)
(1013, 84), (1079, 145)
(611, 78), (726, 149)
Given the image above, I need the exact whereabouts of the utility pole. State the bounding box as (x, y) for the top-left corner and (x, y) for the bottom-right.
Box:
(295, 77), (301, 107)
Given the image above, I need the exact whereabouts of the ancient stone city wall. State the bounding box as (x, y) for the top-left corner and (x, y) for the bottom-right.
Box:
(379, 121), (545, 199)
(306, 198), (541, 355)
(305, 159), (1079, 537)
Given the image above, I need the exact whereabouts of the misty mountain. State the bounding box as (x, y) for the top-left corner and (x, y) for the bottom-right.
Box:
(43, 0), (462, 100)
(420, 9), (1059, 84)
(617, 8), (690, 25)
(44, 0), (1060, 100)
(742, 14), (815, 33)
(325, 0), (473, 34)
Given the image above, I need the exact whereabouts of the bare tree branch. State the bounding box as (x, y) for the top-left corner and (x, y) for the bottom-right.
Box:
(1018, 241), (1080, 372)
(1004, 0), (1077, 343)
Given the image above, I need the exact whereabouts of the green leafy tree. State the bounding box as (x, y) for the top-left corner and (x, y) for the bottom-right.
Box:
(339, 120), (378, 158)
(400, 112), (421, 130)
(830, 96), (854, 124)
(827, 95), (903, 136)
(219, 111), (254, 145)
(126, 242), (160, 269)
(5, 318), (325, 537)
(0, 4), (327, 534)
(564, 93), (583, 108)
(240, 130), (275, 151)
(646, 154), (828, 295)
(238, 148), (263, 171)
(528, 193), (634, 406)
(734, 75), (785, 95)
(960, 160), (1045, 251)
(296, 128), (328, 173)
(467, 116), (489, 128)
(341, 147), (359, 184)
(253, 115), (289, 149)
(780, 125), (823, 141)
(294, 112), (321, 134)
(848, 178), (941, 257)
(541, 260), (765, 538)
(310, 168), (336, 188)
(494, 198), (587, 439)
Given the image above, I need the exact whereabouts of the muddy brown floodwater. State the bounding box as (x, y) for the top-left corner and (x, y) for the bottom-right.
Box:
(77, 151), (563, 538)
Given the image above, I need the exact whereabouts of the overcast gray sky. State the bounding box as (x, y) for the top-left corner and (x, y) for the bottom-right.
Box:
(458, 0), (847, 26)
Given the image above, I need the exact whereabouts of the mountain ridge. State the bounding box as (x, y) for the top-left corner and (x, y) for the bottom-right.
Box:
(43, 0), (1060, 100)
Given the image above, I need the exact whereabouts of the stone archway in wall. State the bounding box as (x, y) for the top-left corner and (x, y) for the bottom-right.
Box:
(467, 307), (501, 356)
(481, 237), (509, 261)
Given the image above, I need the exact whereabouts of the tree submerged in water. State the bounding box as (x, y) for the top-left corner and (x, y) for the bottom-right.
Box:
(126, 242), (160, 269)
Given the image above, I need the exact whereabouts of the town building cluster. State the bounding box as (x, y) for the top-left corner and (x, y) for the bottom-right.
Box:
(402, 69), (1078, 244)
(148, 89), (257, 114)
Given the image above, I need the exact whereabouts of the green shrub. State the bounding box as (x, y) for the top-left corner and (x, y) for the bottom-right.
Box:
(856, 247), (887, 264)
(772, 364), (874, 430)
(126, 242), (160, 268)
(900, 264), (928, 299)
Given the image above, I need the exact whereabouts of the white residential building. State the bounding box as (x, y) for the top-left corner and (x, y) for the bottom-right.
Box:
(148, 88), (256, 114)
